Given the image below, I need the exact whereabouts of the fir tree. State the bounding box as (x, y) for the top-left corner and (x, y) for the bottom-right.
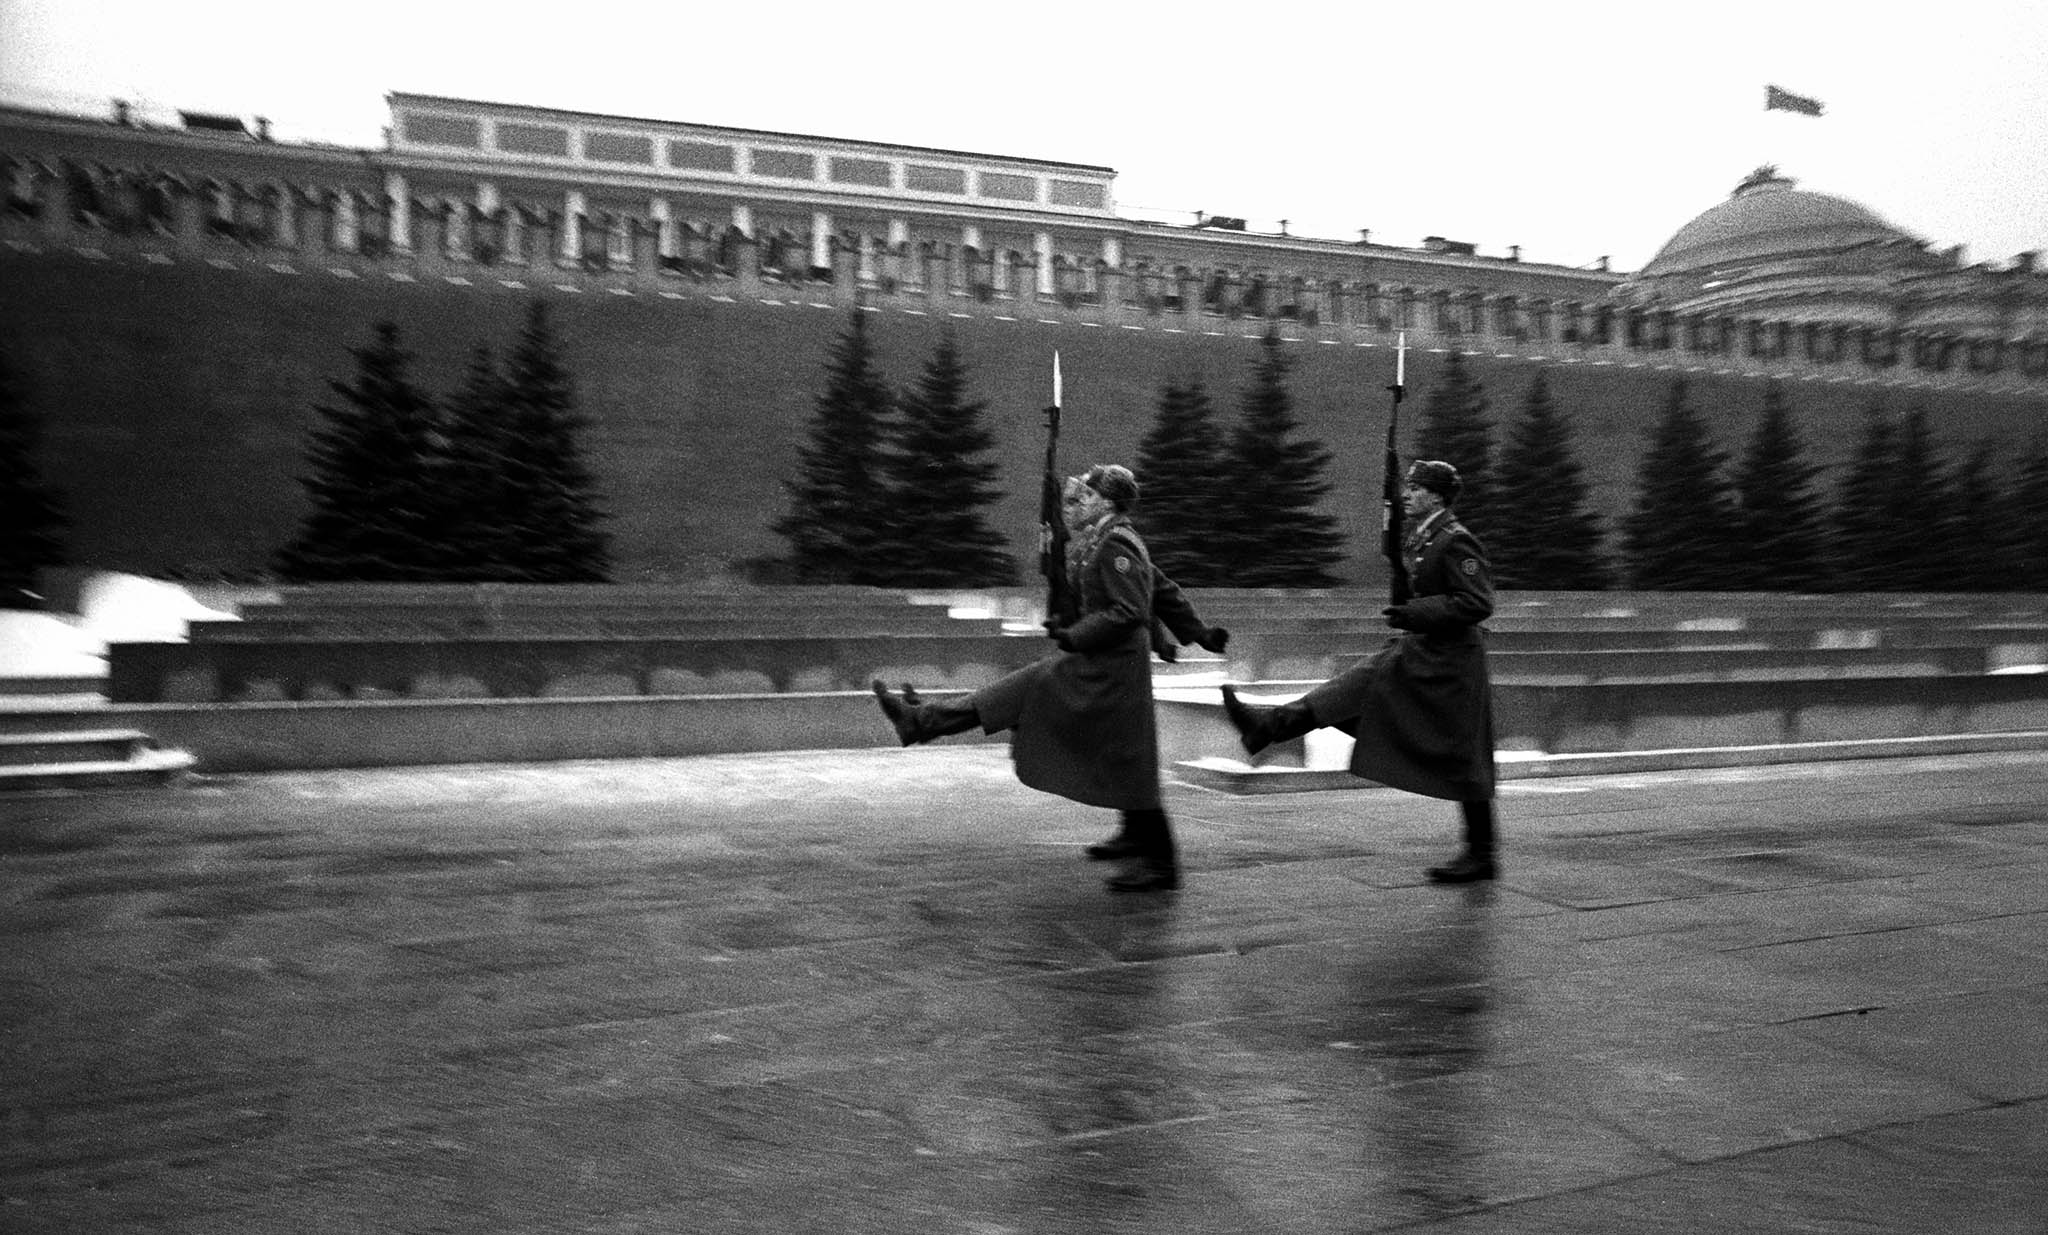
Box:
(1943, 441), (2009, 592)
(1216, 329), (1346, 587)
(0, 346), (67, 606)
(1486, 369), (1609, 590)
(1622, 378), (1740, 589)
(2011, 437), (2048, 591)
(1887, 406), (1951, 591)
(1414, 349), (1494, 528)
(492, 301), (612, 582)
(1831, 401), (1904, 591)
(869, 327), (1016, 587)
(775, 309), (895, 583)
(427, 345), (520, 581)
(1728, 380), (1826, 590)
(1134, 378), (1234, 585)
(274, 321), (447, 581)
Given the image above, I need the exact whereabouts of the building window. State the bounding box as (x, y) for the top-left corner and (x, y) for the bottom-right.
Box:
(830, 157), (891, 188)
(669, 141), (735, 172)
(497, 123), (570, 157)
(978, 172), (1036, 202)
(906, 164), (967, 194)
(585, 133), (653, 164)
(751, 149), (817, 180)
(1049, 179), (1105, 209)
(401, 113), (482, 149)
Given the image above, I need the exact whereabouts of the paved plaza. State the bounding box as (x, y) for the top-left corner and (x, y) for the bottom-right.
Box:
(4, 746), (2048, 1233)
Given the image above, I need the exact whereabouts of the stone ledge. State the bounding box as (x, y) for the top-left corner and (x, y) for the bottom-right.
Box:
(1173, 730), (2048, 794)
(0, 747), (197, 793)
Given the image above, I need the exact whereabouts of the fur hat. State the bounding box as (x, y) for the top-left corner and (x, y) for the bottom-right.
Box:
(1080, 463), (1140, 510)
(1406, 459), (1463, 502)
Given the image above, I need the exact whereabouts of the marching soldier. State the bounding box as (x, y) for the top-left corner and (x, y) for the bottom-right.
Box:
(1220, 460), (1500, 882)
(872, 464), (1227, 893)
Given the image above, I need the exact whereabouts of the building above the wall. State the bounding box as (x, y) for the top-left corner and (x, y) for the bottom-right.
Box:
(386, 92), (1119, 220)
(1616, 167), (2048, 349)
(3, 95), (2044, 387)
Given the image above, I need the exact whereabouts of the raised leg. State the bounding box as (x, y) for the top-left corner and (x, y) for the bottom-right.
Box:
(871, 680), (979, 747)
(1219, 685), (1319, 756)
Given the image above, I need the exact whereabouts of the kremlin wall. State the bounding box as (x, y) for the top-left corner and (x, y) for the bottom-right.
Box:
(4, 94), (2046, 586)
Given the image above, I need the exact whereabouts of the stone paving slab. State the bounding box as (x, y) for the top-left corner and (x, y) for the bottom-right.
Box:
(3, 747), (2047, 1232)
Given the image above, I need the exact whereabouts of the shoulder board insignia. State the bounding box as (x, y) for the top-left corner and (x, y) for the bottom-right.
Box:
(1461, 558), (1479, 575)
(1114, 555), (1131, 573)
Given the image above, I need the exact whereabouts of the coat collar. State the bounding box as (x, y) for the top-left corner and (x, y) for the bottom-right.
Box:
(1405, 507), (1452, 552)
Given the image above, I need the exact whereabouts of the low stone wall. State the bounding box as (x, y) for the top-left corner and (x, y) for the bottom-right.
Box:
(1153, 671), (2048, 767)
(1496, 673), (2048, 754)
(1232, 642), (2038, 687)
(107, 635), (1048, 703)
(4, 692), (987, 773)
(55, 587), (2048, 775)
(19, 671), (2048, 775)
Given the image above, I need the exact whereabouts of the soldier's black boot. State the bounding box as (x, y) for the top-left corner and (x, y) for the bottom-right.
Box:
(871, 680), (979, 747)
(1107, 808), (1180, 893)
(1427, 800), (1499, 883)
(1219, 686), (1317, 757)
(1086, 814), (1144, 861)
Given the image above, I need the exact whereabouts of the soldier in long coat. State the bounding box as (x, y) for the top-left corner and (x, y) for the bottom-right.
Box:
(872, 464), (1226, 893)
(1220, 460), (1500, 882)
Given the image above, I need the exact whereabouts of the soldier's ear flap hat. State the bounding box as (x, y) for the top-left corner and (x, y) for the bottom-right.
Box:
(1406, 459), (1462, 502)
(1081, 463), (1140, 511)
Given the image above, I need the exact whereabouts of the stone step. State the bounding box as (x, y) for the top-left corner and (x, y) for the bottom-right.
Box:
(1489, 627), (2048, 652)
(1151, 653), (1229, 677)
(1172, 731), (2048, 794)
(187, 613), (1007, 641)
(1153, 670), (2048, 769)
(0, 674), (106, 696)
(1215, 630), (2048, 682)
(0, 727), (157, 767)
(1201, 611), (2048, 634)
(0, 729), (196, 792)
(107, 633), (1059, 703)
(1488, 645), (2046, 683)
(1187, 587), (2048, 616)
(240, 591), (932, 619)
(14, 666), (2048, 776)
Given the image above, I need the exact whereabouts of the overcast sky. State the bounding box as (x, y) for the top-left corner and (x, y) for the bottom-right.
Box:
(3, 0), (2043, 273)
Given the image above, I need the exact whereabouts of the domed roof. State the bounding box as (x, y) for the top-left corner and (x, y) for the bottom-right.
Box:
(1640, 169), (1918, 276)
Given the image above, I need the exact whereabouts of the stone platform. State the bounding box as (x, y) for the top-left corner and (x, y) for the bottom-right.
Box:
(3, 746), (2044, 1231)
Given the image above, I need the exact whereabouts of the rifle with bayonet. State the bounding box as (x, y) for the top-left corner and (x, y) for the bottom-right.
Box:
(1382, 332), (1413, 606)
(1039, 351), (1078, 626)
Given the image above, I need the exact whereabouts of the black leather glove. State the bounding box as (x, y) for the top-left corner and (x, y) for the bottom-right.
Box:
(1150, 622), (1179, 662)
(1196, 626), (1230, 654)
(1383, 605), (1417, 631)
(1043, 620), (1077, 651)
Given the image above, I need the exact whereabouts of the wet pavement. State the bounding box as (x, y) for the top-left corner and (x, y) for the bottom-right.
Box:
(4, 747), (2048, 1233)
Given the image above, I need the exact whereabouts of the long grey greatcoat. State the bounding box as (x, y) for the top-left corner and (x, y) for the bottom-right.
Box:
(1301, 507), (1497, 801)
(971, 515), (1175, 811)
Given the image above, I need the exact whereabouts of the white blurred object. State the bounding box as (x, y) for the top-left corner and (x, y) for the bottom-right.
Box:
(76, 572), (239, 645)
(2, 573), (244, 679)
(0, 610), (104, 676)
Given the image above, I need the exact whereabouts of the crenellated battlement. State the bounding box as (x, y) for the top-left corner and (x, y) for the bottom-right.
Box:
(7, 96), (2044, 391)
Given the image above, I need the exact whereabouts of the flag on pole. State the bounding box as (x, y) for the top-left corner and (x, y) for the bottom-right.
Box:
(1765, 84), (1824, 116)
